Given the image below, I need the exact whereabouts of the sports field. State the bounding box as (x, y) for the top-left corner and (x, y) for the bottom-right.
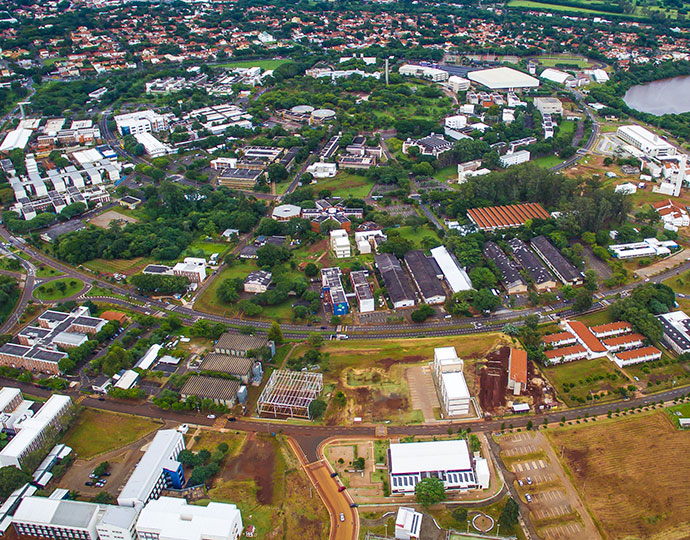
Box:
(547, 411), (690, 539)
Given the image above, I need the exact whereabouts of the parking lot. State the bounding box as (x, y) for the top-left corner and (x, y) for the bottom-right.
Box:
(497, 431), (600, 540)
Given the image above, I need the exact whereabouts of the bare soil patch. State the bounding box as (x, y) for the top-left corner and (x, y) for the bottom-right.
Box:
(90, 210), (138, 228)
(224, 434), (275, 505)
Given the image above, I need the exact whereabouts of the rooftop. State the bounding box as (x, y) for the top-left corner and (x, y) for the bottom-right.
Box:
(389, 440), (471, 475)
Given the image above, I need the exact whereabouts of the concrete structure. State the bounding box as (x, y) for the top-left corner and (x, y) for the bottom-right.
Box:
(444, 115), (467, 130)
(13, 497), (103, 540)
(351, 270), (375, 313)
(507, 348), (527, 396)
(402, 133), (452, 158)
(430, 246), (473, 293)
(321, 267), (349, 315)
(533, 96), (564, 116)
(306, 161), (337, 178)
(0, 394), (72, 468)
(114, 110), (168, 136)
(135, 497), (242, 540)
(329, 229), (351, 258)
(172, 257), (206, 283)
(467, 67), (539, 90)
(499, 150), (530, 167)
(658, 311), (690, 354)
(132, 133), (175, 157)
(257, 370), (323, 419)
(530, 235), (583, 285)
(609, 238), (678, 259)
(395, 507), (422, 540)
(375, 253), (416, 309)
(433, 347), (470, 417)
(447, 75), (471, 92)
(117, 430), (185, 509)
(388, 440), (489, 494)
(398, 64), (449, 82)
(97, 506), (140, 540)
(617, 125), (676, 158)
(244, 270), (272, 293)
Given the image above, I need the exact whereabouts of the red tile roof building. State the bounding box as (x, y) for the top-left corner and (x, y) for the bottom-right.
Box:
(466, 203), (550, 231)
(614, 346), (662, 367)
(507, 348), (527, 395)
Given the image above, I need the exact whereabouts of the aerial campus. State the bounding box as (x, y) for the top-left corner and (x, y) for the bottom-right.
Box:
(2, 2), (690, 540)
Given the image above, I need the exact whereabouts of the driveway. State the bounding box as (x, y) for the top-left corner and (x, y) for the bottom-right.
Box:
(405, 365), (439, 422)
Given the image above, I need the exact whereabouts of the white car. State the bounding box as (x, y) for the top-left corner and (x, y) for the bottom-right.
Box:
(339, 513), (345, 522)
(525, 493), (532, 503)
(207, 414), (216, 419)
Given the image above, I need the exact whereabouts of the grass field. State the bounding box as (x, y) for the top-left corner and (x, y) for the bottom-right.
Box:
(214, 59), (290, 70)
(542, 357), (623, 407)
(34, 277), (84, 301)
(665, 401), (690, 427)
(573, 309), (613, 327)
(623, 353), (690, 392)
(509, 0), (632, 16)
(313, 172), (373, 199)
(547, 411), (690, 539)
(83, 257), (153, 276)
(558, 120), (576, 136)
(62, 409), (162, 459)
(185, 239), (229, 258)
(36, 266), (62, 278)
(433, 165), (458, 183)
(537, 56), (590, 69)
(533, 155), (563, 169)
(390, 224), (441, 249)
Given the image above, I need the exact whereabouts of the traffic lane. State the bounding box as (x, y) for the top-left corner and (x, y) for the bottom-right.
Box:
(309, 461), (357, 540)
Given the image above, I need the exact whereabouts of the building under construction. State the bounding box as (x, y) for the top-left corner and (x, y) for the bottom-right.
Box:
(256, 369), (323, 419)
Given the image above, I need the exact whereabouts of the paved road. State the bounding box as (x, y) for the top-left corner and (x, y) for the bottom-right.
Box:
(550, 89), (600, 173)
(307, 461), (358, 540)
(0, 246), (36, 334)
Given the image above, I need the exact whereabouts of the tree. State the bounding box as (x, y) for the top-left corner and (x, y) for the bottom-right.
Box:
(309, 399), (327, 419)
(378, 237), (413, 259)
(0, 466), (30, 499)
(268, 163), (288, 183)
(415, 477), (446, 508)
(452, 507), (468, 524)
(91, 491), (115, 504)
(304, 262), (319, 277)
(411, 304), (435, 322)
(353, 457), (365, 470)
(499, 498), (520, 528)
(267, 322), (284, 345)
(573, 289), (593, 312)
(469, 267), (497, 290)
(308, 332), (324, 348)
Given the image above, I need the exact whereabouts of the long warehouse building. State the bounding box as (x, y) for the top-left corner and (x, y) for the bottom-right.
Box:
(467, 203), (550, 231)
(530, 235), (583, 285)
(375, 253), (416, 308)
(507, 238), (557, 291)
(404, 250), (446, 305)
(483, 241), (528, 295)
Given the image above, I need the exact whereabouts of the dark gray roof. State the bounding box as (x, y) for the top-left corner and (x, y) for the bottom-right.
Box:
(404, 250), (446, 301)
(215, 332), (269, 352)
(530, 235), (582, 284)
(507, 238), (553, 285)
(375, 253), (416, 306)
(201, 353), (254, 376)
(180, 375), (241, 402)
(483, 241), (526, 290)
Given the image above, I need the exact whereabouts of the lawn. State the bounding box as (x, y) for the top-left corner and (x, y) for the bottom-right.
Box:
(665, 401), (690, 427)
(62, 409), (162, 459)
(662, 269), (690, 296)
(185, 239), (230, 258)
(509, 0), (633, 16)
(313, 172), (373, 199)
(433, 165), (458, 183)
(623, 353), (690, 392)
(214, 59), (290, 70)
(558, 120), (576, 137)
(547, 411), (690, 539)
(34, 277), (84, 301)
(36, 265), (63, 278)
(542, 357), (624, 407)
(573, 309), (613, 327)
(389, 224), (441, 249)
(532, 155), (563, 169)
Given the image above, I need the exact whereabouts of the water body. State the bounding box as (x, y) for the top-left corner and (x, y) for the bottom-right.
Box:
(623, 75), (690, 115)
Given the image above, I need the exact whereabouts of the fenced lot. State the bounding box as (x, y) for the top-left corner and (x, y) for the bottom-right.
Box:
(547, 411), (690, 539)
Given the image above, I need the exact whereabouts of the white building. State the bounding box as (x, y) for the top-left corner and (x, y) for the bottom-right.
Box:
(0, 395), (72, 469)
(467, 67), (539, 90)
(444, 115), (467, 130)
(398, 64), (449, 82)
(306, 161), (337, 179)
(654, 199), (690, 228)
(117, 430), (185, 509)
(617, 125), (676, 158)
(97, 506), (140, 540)
(433, 347), (470, 417)
(13, 497), (103, 540)
(658, 311), (690, 354)
(244, 270), (272, 294)
(114, 110), (169, 136)
(608, 237), (678, 259)
(271, 204), (301, 221)
(135, 497), (242, 540)
(430, 246), (473, 293)
(539, 68), (574, 86)
(500, 150), (530, 167)
(133, 133), (176, 158)
(533, 96), (563, 116)
(114, 370), (140, 390)
(350, 270), (374, 313)
(447, 75), (471, 92)
(330, 229), (351, 258)
(354, 229), (386, 255)
(388, 440), (489, 494)
(395, 507), (422, 540)
(172, 257), (207, 283)
(614, 182), (637, 195)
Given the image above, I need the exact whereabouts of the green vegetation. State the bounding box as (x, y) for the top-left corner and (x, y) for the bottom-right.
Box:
(543, 357), (623, 406)
(34, 278), (83, 301)
(214, 59), (290, 70)
(666, 402), (690, 428)
(62, 409), (161, 459)
(313, 172), (373, 199)
(415, 477), (446, 507)
(0, 277), (19, 326)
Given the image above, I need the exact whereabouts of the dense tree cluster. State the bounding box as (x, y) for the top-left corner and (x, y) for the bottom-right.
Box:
(609, 283), (675, 342)
(129, 274), (190, 295)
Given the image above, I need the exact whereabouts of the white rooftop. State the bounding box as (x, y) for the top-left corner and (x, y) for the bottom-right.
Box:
(0, 387), (21, 412)
(271, 204), (301, 219)
(389, 440), (472, 475)
(468, 67), (539, 89)
(430, 246), (473, 292)
(441, 371), (470, 400)
(13, 497), (100, 529)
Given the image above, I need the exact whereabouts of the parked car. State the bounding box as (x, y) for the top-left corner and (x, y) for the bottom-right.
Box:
(338, 486), (346, 492)
(526, 476), (532, 485)
(330, 472), (338, 478)
(207, 414), (216, 419)
(228, 417), (237, 422)
(350, 503), (358, 508)
(85, 481), (94, 487)
(525, 493), (532, 503)
(518, 479), (524, 487)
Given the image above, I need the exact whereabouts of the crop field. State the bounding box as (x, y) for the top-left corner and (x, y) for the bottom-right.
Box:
(84, 256), (153, 276)
(542, 357), (623, 407)
(547, 411), (690, 540)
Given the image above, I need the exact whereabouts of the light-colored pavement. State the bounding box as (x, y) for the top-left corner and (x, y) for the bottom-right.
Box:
(405, 365), (439, 422)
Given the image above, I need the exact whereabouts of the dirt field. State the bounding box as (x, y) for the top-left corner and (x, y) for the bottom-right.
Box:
(547, 412), (690, 540)
(207, 433), (328, 540)
(90, 210), (139, 228)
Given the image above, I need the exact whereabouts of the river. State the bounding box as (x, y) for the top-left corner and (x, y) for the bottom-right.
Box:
(623, 75), (690, 115)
